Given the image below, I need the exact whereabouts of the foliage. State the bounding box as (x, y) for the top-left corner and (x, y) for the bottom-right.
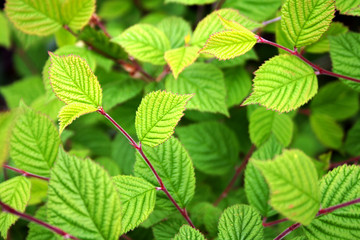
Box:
(1, 0), (360, 239)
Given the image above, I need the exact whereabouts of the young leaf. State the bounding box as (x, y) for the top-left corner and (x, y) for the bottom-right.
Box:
(303, 165), (360, 238)
(249, 107), (294, 147)
(281, 0), (335, 47)
(310, 113), (344, 149)
(165, 63), (229, 116)
(61, 0), (95, 30)
(135, 91), (192, 147)
(176, 121), (240, 175)
(134, 137), (195, 209)
(254, 149), (320, 225)
(0, 176), (31, 239)
(218, 204), (264, 240)
(112, 175), (156, 234)
(48, 149), (122, 240)
(157, 16), (192, 49)
(174, 225), (206, 240)
(335, 0), (360, 16)
(112, 24), (170, 65)
(10, 106), (60, 177)
(329, 32), (360, 92)
(224, 67), (252, 107)
(165, 46), (199, 79)
(5, 0), (62, 36)
(243, 54), (318, 112)
(27, 206), (57, 240)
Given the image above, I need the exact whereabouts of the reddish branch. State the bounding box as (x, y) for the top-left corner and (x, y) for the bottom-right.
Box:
(256, 36), (360, 84)
(214, 145), (256, 206)
(3, 165), (49, 181)
(329, 156), (360, 169)
(0, 201), (79, 240)
(97, 107), (195, 228)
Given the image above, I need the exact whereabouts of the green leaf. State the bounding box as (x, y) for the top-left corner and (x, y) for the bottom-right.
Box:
(10, 106), (60, 177)
(176, 121), (240, 175)
(335, 0), (360, 16)
(0, 112), (15, 168)
(218, 204), (264, 240)
(224, 67), (252, 107)
(249, 107), (294, 147)
(28, 178), (48, 205)
(49, 53), (102, 107)
(281, 0), (335, 47)
(345, 120), (360, 156)
(165, 63), (229, 116)
(174, 225), (206, 240)
(134, 137), (195, 209)
(165, 46), (199, 79)
(0, 176), (31, 238)
(157, 16), (192, 49)
(58, 103), (98, 134)
(61, 0), (95, 30)
(112, 24), (170, 65)
(55, 27), (77, 47)
(211, 49), (258, 68)
(254, 149), (320, 225)
(310, 113), (344, 149)
(303, 165), (360, 239)
(310, 81), (358, 120)
(191, 9), (262, 47)
(48, 149), (122, 240)
(112, 175), (156, 234)
(5, 0), (62, 36)
(112, 134), (136, 175)
(27, 206), (57, 240)
(251, 135), (283, 161)
(243, 54), (318, 112)
(95, 157), (121, 176)
(329, 32), (360, 92)
(153, 219), (185, 240)
(165, 0), (216, 5)
(0, 12), (10, 48)
(135, 91), (192, 147)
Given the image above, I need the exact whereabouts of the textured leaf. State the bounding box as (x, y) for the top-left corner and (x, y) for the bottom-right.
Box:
(224, 67), (252, 107)
(336, 0), (360, 16)
(48, 149), (122, 240)
(176, 121), (240, 175)
(345, 120), (360, 156)
(112, 175), (156, 234)
(211, 49), (258, 68)
(218, 204), (264, 240)
(281, 0), (335, 47)
(61, 0), (95, 30)
(243, 54), (318, 112)
(0, 112), (15, 168)
(28, 178), (48, 205)
(329, 32), (360, 92)
(165, 46), (199, 79)
(27, 206), (57, 240)
(174, 225), (206, 240)
(0, 12), (10, 48)
(5, 0), (62, 36)
(254, 150), (320, 225)
(310, 113), (344, 149)
(134, 137), (195, 209)
(303, 165), (360, 239)
(165, 63), (229, 116)
(95, 157), (121, 176)
(191, 9), (262, 47)
(153, 219), (185, 240)
(157, 16), (192, 49)
(112, 24), (170, 65)
(310, 81), (358, 120)
(251, 135), (283, 161)
(249, 107), (294, 147)
(0, 176), (31, 238)
(10, 106), (60, 177)
(112, 134), (136, 175)
(49, 53), (102, 107)
(58, 103), (98, 134)
(135, 91), (192, 147)
(165, 0), (216, 5)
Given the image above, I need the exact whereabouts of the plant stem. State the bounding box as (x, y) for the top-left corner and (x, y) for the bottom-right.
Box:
(263, 217), (288, 227)
(262, 16), (281, 26)
(271, 197), (360, 239)
(329, 156), (360, 169)
(90, 14), (111, 38)
(214, 145), (256, 206)
(215, 0), (226, 10)
(3, 165), (49, 181)
(256, 36), (360, 84)
(0, 201), (79, 240)
(156, 65), (171, 82)
(97, 107), (196, 228)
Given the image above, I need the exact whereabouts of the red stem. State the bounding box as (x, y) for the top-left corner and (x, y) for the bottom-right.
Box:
(256, 36), (360, 84)
(214, 145), (256, 206)
(262, 217), (288, 227)
(3, 165), (49, 181)
(274, 223), (301, 240)
(97, 108), (196, 228)
(329, 156), (360, 169)
(0, 201), (79, 240)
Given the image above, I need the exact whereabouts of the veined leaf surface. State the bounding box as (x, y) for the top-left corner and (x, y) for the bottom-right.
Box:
(157, 16), (192, 49)
(61, 0), (95, 30)
(165, 46), (199, 79)
(335, 0), (360, 16)
(243, 54), (318, 112)
(174, 225), (206, 240)
(27, 206), (57, 240)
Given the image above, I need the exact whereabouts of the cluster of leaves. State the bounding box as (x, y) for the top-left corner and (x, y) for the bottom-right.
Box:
(1, 0), (360, 239)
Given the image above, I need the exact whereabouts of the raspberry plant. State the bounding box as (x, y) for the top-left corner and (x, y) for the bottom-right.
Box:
(0, 0), (360, 239)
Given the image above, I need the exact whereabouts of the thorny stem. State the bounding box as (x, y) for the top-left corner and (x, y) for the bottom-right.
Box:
(97, 107), (196, 229)
(269, 197), (360, 240)
(214, 145), (256, 206)
(256, 36), (360, 84)
(0, 201), (79, 240)
(329, 156), (360, 169)
(3, 165), (49, 181)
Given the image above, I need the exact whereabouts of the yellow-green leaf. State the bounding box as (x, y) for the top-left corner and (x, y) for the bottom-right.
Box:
(165, 46), (199, 79)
